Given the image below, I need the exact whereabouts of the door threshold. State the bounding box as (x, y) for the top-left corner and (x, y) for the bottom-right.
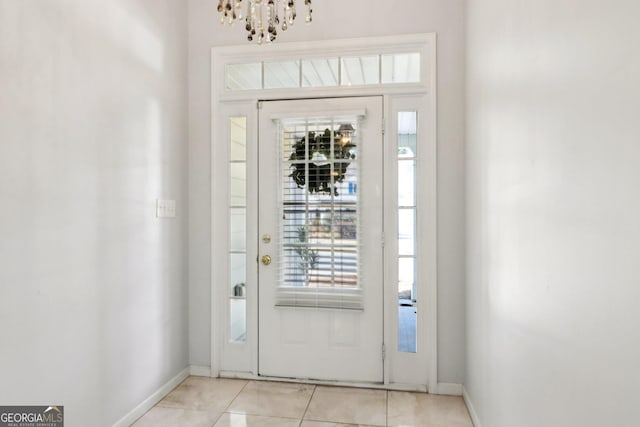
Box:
(218, 371), (427, 392)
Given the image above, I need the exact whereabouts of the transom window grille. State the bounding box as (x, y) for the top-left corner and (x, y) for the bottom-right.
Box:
(276, 116), (363, 309)
(226, 52), (420, 91)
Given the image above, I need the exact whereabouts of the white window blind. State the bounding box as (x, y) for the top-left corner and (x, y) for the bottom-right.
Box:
(276, 116), (364, 310)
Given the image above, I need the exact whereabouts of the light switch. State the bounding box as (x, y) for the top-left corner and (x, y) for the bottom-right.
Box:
(156, 199), (176, 218)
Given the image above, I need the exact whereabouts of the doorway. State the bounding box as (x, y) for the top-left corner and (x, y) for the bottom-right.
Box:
(257, 97), (384, 382)
(211, 33), (437, 391)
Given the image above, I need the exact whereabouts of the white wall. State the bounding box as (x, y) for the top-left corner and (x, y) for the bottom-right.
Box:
(188, 0), (467, 383)
(0, 1), (188, 426)
(465, 0), (640, 425)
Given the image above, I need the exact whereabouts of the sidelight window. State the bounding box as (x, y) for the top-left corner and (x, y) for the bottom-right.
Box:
(397, 111), (418, 353)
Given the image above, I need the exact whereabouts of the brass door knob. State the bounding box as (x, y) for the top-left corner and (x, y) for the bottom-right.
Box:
(261, 255), (272, 266)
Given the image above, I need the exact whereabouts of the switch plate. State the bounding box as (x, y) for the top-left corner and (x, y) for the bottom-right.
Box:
(156, 199), (176, 218)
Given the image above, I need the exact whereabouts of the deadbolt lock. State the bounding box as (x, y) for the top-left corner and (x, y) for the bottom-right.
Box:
(262, 234), (272, 244)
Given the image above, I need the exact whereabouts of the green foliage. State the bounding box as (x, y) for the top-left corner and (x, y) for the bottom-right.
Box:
(294, 226), (318, 284)
(288, 129), (356, 195)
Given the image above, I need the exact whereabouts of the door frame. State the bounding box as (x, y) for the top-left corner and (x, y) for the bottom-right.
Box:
(211, 33), (437, 391)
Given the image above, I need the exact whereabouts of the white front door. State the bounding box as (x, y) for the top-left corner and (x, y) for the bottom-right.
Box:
(258, 97), (384, 383)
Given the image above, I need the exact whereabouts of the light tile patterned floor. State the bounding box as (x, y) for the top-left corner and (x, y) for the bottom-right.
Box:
(132, 376), (473, 427)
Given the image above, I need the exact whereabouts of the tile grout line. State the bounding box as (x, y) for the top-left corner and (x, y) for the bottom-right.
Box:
(223, 378), (251, 411)
(385, 390), (389, 427)
(299, 384), (318, 427)
(212, 378), (252, 426)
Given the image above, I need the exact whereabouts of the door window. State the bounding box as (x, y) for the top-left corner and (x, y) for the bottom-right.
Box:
(277, 117), (362, 309)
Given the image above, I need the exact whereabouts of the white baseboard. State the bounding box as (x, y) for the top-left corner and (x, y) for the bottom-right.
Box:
(462, 386), (482, 427)
(432, 382), (463, 396)
(189, 365), (212, 377)
(112, 367), (189, 427)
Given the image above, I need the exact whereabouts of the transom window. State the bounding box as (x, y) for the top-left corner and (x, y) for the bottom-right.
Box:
(225, 52), (421, 91)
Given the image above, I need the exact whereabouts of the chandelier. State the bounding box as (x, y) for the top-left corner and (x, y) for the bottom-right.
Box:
(217, 0), (312, 44)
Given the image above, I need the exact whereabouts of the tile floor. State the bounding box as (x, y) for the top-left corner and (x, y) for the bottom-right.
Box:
(132, 376), (474, 427)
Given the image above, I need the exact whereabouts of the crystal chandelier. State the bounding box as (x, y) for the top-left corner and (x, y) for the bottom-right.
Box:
(217, 0), (313, 44)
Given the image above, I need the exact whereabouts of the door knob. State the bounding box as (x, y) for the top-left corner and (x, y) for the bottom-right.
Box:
(261, 255), (272, 266)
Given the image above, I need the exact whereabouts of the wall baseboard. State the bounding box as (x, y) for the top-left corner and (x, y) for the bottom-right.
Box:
(189, 365), (212, 377)
(462, 386), (482, 427)
(112, 367), (189, 427)
(432, 382), (463, 396)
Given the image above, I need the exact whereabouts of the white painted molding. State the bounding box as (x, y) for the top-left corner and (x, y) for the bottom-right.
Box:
(432, 382), (463, 396)
(462, 386), (482, 427)
(112, 367), (189, 427)
(189, 365), (212, 377)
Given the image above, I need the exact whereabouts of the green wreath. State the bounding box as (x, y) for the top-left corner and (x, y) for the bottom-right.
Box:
(288, 129), (356, 195)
